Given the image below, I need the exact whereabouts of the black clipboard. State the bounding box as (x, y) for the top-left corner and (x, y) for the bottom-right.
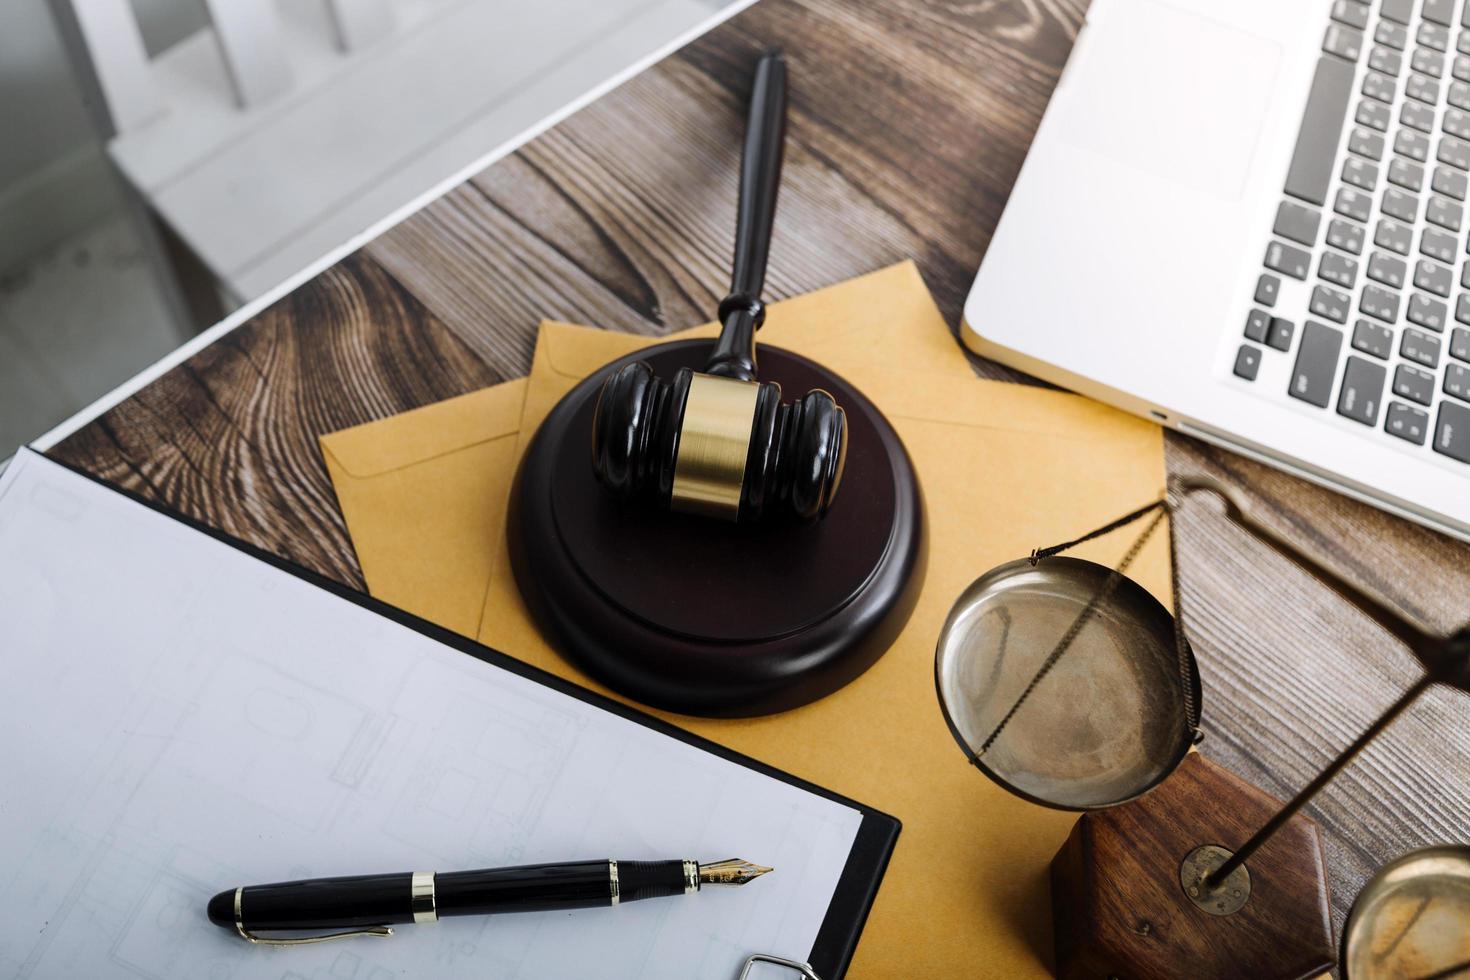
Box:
(56, 456), (900, 979)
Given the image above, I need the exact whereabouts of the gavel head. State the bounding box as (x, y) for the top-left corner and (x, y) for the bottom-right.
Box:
(591, 360), (846, 522)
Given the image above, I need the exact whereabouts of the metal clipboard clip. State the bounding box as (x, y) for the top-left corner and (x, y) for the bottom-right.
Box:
(737, 953), (823, 980)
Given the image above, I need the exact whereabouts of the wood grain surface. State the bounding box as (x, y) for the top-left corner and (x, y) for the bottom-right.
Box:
(49, 0), (1470, 950)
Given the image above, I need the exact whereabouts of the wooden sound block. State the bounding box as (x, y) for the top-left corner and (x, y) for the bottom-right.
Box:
(1050, 753), (1335, 980)
(508, 340), (925, 717)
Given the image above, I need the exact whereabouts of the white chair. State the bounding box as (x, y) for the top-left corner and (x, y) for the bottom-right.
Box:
(48, 0), (752, 334)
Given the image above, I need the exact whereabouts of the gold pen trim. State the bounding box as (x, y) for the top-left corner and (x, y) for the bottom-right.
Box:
(410, 871), (437, 923)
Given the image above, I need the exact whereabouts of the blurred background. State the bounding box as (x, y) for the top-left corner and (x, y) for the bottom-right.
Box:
(2, 1), (205, 452)
(1, 0), (744, 453)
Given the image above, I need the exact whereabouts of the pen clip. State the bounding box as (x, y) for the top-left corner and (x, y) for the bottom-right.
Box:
(232, 887), (394, 946)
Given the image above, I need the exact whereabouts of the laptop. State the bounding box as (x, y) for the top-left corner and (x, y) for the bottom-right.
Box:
(964, 0), (1470, 541)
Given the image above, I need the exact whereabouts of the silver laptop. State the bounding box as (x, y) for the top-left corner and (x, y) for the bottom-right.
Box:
(964, 0), (1470, 541)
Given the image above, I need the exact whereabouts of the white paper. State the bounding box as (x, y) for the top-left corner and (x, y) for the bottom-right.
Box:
(0, 450), (863, 979)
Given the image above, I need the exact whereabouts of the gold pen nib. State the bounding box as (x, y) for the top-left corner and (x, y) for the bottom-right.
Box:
(698, 859), (773, 886)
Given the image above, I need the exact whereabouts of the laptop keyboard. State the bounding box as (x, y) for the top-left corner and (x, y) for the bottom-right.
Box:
(1237, 0), (1470, 463)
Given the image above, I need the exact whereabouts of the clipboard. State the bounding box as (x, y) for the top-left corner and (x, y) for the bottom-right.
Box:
(1, 449), (899, 980)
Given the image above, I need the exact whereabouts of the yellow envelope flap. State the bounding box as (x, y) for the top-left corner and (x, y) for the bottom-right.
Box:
(860, 366), (1160, 443)
(320, 379), (528, 479)
(538, 261), (963, 382)
(528, 320), (1155, 446)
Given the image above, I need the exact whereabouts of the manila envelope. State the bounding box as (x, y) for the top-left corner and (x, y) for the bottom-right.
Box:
(322, 262), (974, 638)
(321, 261), (1169, 977)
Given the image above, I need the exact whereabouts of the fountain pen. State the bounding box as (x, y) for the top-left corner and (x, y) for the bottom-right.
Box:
(208, 858), (772, 944)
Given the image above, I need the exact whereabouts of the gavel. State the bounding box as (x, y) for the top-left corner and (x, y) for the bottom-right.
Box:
(590, 52), (847, 523)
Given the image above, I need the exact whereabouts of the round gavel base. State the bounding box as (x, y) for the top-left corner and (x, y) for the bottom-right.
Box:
(508, 341), (925, 717)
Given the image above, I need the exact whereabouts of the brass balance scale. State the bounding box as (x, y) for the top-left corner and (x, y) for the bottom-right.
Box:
(935, 478), (1470, 979)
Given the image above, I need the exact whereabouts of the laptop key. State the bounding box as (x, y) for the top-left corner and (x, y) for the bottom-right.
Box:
(1374, 217), (1412, 253)
(1462, 29), (1470, 54)
(1396, 128), (1429, 160)
(1387, 400), (1430, 443)
(1328, 218), (1366, 253)
(1425, 0), (1456, 27)
(1245, 309), (1271, 342)
(1363, 71), (1396, 104)
(1382, 0), (1413, 23)
(1456, 54), (1470, 81)
(1353, 318), (1394, 358)
(1346, 157), (1381, 189)
(1446, 362), (1470, 400)
(1422, 0), (1458, 24)
(1447, 106), (1470, 138)
(1415, 258), (1454, 295)
(1451, 326), (1470, 358)
(1421, 226), (1457, 262)
(1402, 99), (1436, 131)
(1459, 295), (1470, 324)
(1320, 251), (1358, 288)
(1408, 291), (1448, 329)
(1286, 56), (1358, 205)
(1289, 321), (1344, 407)
(1337, 355), (1387, 424)
(1388, 157), (1422, 190)
(1388, 158), (1422, 191)
(1325, 23), (1366, 61)
(1255, 274), (1280, 307)
(1402, 327), (1443, 366)
(1394, 363), (1436, 403)
(1355, 127), (1389, 159)
(1369, 250), (1408, 287)
(1274, 200), (1321, 245)
(1433, 163), (1468, 198)
(1361, 283), (1403, 321)
(1428, 194), (1464, 229)
(1381, 186), (1419, 221)
(1268, 317), (1295, 351)
(1266, 240), (1311, 279)
(1234, 345), (1262, 381)
(1359, 99), (1393, 130)
(1381, 21), (1410, 50)
(1407, 72), (1440, 103)
(1412, 48), (1446, 79)
(1371, 44), (1407, 77)
(1435, 400), (1470, 460)
(1332, 0), (1370, 29)
(1311, 284), (1352, 322)
(1422, 22), (1452, 52)
(1439, 133), (1470, 169)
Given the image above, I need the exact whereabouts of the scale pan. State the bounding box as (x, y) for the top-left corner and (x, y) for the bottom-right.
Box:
(1344, 846), (1470, 979)
(934, 557), (1200, 810)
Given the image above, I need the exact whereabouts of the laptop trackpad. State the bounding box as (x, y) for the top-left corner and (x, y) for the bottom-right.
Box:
(1057, 0), (1281, 200)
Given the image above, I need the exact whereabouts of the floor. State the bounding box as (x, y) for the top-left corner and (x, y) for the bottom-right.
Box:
(0, 217), (179, 454)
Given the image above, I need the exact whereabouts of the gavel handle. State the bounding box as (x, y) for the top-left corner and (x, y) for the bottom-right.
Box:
(707, 51), (788, 382)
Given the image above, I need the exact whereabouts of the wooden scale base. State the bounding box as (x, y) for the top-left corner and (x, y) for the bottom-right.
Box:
(1050, 753), (1337, 980)
(508, 340), (925, 717)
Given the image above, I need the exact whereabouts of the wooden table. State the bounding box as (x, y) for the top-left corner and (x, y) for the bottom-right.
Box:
(50, 0), (1470, 950)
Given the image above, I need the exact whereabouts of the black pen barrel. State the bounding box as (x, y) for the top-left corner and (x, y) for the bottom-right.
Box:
(212, 872), (415, 930)
(438, 859), (691, 915)
(438, 860), (611, 915)
(209, 859), (699, 933)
